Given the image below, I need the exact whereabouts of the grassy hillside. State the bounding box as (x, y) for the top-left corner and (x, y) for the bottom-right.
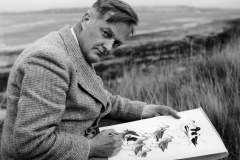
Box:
(104, 34), (240, 159)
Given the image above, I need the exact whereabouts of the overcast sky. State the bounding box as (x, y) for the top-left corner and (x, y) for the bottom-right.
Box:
(1, 0), (240, 12)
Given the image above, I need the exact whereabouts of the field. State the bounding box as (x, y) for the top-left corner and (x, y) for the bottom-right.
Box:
(1, 6), (240, 159)
(103, 33), (240, 159)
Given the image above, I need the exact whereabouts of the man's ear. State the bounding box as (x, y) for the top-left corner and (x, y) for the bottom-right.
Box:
(81, 12), (90, 29)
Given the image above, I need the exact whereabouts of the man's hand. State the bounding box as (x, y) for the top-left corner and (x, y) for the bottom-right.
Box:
(142, 105), (181, 119)
(88, 129), (123, 158)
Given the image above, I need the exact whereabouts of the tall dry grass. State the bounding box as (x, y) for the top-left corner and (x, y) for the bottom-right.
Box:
(104, 36), (240, 159)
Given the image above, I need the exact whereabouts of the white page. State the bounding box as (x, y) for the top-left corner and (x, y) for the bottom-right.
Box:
(100, 108), (228, 160)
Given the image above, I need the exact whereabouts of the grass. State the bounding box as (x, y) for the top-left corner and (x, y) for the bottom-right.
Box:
(103, 35), (240, 159)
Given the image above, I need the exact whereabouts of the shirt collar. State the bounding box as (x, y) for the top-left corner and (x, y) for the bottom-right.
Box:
(70, 27), (79, 44)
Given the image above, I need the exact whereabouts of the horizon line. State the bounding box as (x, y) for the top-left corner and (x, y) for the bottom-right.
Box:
(1, 5), (240, 14)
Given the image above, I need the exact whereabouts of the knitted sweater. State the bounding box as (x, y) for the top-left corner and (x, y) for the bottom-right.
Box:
(1, 25), (146, 160)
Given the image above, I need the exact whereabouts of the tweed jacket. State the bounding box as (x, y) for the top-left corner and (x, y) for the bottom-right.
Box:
(1, 25), (146, 160)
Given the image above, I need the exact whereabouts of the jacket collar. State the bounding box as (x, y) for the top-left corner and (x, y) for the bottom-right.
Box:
(59, 25), (108, 108)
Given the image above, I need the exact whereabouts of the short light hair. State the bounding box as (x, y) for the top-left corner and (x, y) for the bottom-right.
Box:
(92, 0), (139, 34)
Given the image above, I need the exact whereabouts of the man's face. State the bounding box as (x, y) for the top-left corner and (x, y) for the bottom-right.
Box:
(79, 11), (133, 64)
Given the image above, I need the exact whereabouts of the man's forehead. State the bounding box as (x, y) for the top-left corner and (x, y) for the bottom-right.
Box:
(108, 23), (132, 41)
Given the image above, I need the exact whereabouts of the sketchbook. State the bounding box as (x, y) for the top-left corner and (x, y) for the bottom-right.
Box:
(100, 107), (228, 160)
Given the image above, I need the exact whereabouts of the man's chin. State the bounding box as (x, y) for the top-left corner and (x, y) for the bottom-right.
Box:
(84, 52), (103, 64)
(87, 57), (102, 64)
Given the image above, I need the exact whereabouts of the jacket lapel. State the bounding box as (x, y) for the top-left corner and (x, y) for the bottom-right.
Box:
(59, 25), (108, 108)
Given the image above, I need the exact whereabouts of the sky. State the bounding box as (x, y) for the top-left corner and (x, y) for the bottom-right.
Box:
(0, 0), (240, 12)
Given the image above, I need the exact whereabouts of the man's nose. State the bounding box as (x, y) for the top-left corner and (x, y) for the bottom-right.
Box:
(103, 39), (115, 52)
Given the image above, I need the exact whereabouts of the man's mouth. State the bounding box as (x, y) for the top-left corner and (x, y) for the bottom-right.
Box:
(97, 49), (105, 56)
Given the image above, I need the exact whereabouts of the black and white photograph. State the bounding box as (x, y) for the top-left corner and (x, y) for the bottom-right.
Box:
(0, 0), (240, 159)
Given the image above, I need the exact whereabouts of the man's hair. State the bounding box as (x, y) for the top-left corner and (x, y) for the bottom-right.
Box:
(92, 0), (139, 34)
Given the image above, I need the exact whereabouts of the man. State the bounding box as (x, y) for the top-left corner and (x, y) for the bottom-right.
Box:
(1, 0), (180, 159)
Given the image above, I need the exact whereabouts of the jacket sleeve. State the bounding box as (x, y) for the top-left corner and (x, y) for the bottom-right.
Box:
(13, 50), (90, 160)
(104, 90), (147, 122)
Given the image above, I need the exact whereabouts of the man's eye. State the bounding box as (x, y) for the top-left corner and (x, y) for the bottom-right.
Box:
(113, 42), (121, 48)
(103, 31), (111, 38)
